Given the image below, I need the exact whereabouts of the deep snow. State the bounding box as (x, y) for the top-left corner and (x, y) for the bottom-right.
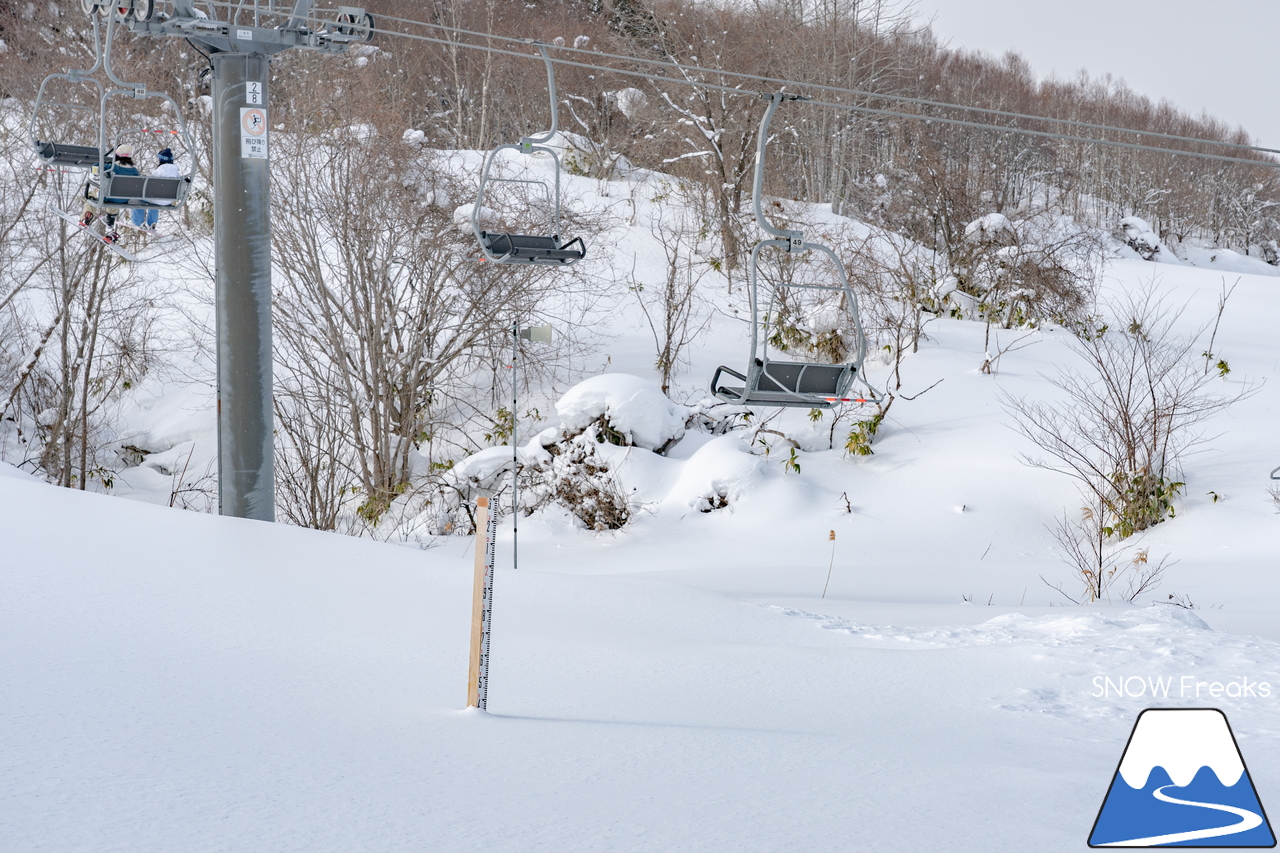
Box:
(4, 138), (1280, 850)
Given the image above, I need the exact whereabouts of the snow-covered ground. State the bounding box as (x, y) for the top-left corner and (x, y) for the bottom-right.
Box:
(3, 150), (1280, 850)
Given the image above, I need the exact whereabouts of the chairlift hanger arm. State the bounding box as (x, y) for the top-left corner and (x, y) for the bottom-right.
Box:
(103, 10), (147, 90)
(752, 92), (809, 250)
(521, 42), (560, 148)
(27, 14), (105, 157)
(470, 47), (584, 268)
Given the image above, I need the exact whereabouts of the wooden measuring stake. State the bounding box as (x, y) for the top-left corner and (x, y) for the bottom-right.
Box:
(466, 497), (497, 709)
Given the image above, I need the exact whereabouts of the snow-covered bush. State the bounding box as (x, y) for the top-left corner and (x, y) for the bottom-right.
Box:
(556, 374), (688, 453)
(522, 434), (633, 531)
(438, 425), (633, 533)
(610, 88), (647, 119)
(1118, 216), (1163, 261)
(412, 375), (687, 535)
(951, 212), (1101, 328)
(964, 212), (1015, 245)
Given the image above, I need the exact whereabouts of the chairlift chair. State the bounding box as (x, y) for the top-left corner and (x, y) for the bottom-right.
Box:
(710, 92), (869, 409)
(31, 4), (193, 213)
(85, 8), (196, 213)
(472, 42), (586, 266)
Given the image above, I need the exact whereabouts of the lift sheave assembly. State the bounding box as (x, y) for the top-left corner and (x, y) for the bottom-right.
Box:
(711, 93), (869, 409)
(472, 43), (586, 266)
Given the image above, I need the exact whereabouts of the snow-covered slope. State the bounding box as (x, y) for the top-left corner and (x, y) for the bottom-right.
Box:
(4, 137), (1280, 850)
(4, 457), (1280, 852)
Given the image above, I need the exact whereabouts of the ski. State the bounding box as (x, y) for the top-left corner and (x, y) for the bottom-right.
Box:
(50, 208), (141, 262)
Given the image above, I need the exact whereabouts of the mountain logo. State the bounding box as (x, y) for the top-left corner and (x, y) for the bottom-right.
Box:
(1090, 708), (1276, 847)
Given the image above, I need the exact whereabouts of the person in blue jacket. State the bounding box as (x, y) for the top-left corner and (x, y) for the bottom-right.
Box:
(79, 143), (139, 243)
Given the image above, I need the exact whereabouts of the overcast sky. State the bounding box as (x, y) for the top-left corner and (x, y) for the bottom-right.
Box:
(913, 0), (1280, 148)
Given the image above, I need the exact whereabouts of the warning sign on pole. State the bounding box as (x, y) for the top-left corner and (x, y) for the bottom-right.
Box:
(240, 107), (268, 159)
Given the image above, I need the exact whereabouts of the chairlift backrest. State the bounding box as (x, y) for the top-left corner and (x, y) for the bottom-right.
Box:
(472, 42), (585, 267)
(710, 92), (869, 409)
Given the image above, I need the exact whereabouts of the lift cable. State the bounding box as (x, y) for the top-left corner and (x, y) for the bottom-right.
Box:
(348, 6), (1280, 159)
(181, 1), (1280, 170)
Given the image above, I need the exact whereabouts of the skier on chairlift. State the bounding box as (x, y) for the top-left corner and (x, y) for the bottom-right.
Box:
(79, 143), (139, 243)
(130, 147), (180, 233)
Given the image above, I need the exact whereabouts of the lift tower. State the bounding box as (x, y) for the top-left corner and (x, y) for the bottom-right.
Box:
(123, 0), (373, 520)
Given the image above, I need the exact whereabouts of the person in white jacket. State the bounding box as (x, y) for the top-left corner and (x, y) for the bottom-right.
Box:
(131, 147), (181, 231)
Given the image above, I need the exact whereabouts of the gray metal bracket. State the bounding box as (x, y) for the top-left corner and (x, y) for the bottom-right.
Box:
(128, 3), (368, 56)
(285, 0), (316, 31)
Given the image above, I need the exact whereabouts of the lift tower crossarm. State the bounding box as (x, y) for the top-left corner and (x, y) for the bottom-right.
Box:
(127, 2), (366, 55)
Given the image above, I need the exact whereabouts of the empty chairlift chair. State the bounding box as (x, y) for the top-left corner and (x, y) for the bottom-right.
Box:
(710, 93), (869, 410)
(472, 42), (586, 267)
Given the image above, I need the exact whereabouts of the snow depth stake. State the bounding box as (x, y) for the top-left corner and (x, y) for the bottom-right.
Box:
(467, 497), (498, 710)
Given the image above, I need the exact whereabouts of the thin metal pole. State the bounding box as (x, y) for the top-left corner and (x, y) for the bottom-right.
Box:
(212, 51), (274, 521)
(511, 322), (518, 570)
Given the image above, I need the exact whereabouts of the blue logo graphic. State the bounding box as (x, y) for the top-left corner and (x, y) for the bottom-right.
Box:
(1090, 708), (1275, 847)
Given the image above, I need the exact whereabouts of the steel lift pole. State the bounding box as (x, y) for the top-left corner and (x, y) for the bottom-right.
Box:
(125, 1), (372, 520)
(211, 51), (274, 519)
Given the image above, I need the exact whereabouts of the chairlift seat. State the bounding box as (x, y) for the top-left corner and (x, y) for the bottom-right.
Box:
(480, 231), (585, 265)
(711, 361), (855, 409)
(36, 141), (104, 168)
(98, 174), (190, 207)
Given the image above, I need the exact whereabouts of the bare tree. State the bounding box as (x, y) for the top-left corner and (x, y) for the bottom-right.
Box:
(628, 189), (714, 394)
(1044, 493), (1174, 604)
(1006, 287), (1253, 539)
(271, 131), (592, 529)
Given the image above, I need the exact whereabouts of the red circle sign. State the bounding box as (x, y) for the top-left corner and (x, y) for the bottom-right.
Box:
(241, 109), (266, 136)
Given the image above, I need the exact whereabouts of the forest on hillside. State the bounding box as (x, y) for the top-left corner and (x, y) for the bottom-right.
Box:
(1, 0), (1275, 536)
